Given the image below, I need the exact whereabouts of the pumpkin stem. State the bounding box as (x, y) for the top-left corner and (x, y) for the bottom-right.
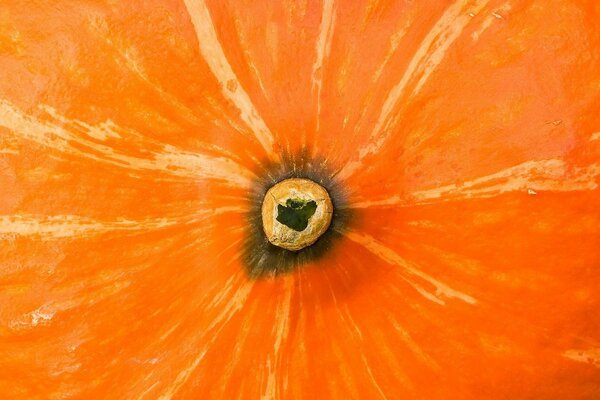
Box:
(261, 178), (333, 251)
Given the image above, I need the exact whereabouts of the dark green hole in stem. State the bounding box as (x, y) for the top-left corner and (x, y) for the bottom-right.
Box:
(276, 198), (317, 232)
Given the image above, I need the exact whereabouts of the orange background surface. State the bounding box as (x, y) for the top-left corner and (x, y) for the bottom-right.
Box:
(0, 0), (599, 399)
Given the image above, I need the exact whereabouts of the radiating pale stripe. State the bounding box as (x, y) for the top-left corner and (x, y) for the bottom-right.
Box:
(262, 278), (293, 400)
(339, 306), (388, 399)
(312, 0), (336, 132)
(90, 17), (208, 127)
(0, 148), (19, 154)
(183, 0), (277, 158)
(0, 208), (243, 240)
(347, 159), (600, 209)
(372, 25), (411, 83)
(345, 230), (477, 305)
(0, 215), (174, 239)
(8, 277), (133, 331)
(214, 301), (259, 396)
(338, 0), (490, 180)
(346, 19), (413, 144)
(361, 352), (388, 400)
(0, 100), (254, 186)
(387, 315), (440, 370)
(230, 16), (270, 102)
(325, 269), (413, 393)
(563, 348), (600, 368)
(156, 276), (254, 400)
(343, 195), (408, 210)
(90, 16), (249, 147)
(411, 159), (600, 204)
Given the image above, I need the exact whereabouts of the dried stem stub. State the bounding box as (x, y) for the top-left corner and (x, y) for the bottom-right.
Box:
(261, 178), (333, 251)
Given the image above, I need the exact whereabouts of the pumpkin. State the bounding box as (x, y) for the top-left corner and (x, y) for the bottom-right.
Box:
(1, 0), (599, 398)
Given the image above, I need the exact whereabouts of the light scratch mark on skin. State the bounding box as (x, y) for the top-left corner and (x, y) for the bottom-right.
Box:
(312, 0), (336, 133)
(8, 306), (55, 330)
(346, 159), (600, 209)
(344, 230), (477, 305)
(0, 100), (254, 186)
(182, 0), (277, 160)
(563, 348), (600, 368)
(472, 3), (511, 41)
(337, 0), (490, 180)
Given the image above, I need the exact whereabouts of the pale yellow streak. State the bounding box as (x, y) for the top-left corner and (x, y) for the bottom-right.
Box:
(0, 100), (254, 186)
(156, 276), (254, 400)
(591, 132), (600, 141)
(312, 0), (336, 133)
(345, 230), (477, 305)
(338, 0), (490, 180)
(563, 348), (600, 368)
(347, 159), (600, 209)
(183, 0), (277, 158)
(0, 208), (243, 240)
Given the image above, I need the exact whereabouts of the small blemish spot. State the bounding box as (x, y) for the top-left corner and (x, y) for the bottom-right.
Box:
(226, 79), (238, 92)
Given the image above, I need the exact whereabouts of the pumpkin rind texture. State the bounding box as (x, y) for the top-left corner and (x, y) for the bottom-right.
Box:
(1, 1), (599, 399)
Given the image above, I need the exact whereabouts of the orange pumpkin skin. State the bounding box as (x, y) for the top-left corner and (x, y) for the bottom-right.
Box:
(0, 0), (599, 399)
